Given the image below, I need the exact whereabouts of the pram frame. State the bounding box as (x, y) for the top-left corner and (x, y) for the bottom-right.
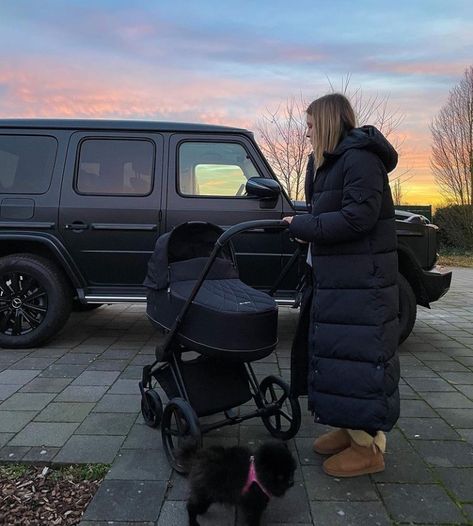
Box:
(139, 219), (302, 472)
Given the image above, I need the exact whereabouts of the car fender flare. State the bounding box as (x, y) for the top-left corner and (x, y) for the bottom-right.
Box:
(397, 243), (430, 308)
(0, 232), (85, 289)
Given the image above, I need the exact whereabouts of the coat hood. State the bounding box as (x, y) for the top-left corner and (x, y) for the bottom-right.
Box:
(326, 125), (398, 173)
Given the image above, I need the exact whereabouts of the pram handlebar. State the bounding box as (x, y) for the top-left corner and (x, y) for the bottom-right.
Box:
(216, 219), (288, 246)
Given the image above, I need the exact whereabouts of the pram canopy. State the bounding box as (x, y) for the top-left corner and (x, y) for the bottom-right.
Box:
(144, 222), (278, 361)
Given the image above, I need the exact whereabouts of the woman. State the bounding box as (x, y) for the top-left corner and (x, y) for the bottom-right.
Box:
(284, 93), (400, 477)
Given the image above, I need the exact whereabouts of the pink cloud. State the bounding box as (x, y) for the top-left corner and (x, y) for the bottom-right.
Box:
(364, 59), (470, 78)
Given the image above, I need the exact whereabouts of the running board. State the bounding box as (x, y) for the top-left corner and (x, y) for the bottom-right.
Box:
(83, 295), (295, 306)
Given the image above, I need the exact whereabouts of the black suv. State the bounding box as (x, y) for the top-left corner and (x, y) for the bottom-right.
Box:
(0, 119), (452, 349)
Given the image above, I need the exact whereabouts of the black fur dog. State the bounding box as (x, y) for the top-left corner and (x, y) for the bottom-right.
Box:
(178, 441), (296, 526)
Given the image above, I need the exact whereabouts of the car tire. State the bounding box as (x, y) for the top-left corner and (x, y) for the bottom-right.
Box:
(0, 254), (73, 349)
(398, 272), (416, 345)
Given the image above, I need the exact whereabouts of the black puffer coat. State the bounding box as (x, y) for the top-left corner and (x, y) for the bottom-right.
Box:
(289, 126), (400, 432)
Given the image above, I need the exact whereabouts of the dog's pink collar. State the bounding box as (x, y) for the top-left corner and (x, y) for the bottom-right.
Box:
(241, 455), (272, 499)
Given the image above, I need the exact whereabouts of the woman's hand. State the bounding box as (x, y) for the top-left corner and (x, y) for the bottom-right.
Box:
(283, 216), (308, 244)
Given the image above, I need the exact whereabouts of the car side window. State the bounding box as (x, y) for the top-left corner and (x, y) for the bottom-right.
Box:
(0, 135), (57, 194)
(76, 139), (154, 196)
(178, 142), (260, 197)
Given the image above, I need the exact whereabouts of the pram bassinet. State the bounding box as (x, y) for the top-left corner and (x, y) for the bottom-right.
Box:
(144, 222), (278, 361)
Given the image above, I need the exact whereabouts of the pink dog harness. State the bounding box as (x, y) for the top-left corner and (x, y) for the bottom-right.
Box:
(241, 456), (272, 499)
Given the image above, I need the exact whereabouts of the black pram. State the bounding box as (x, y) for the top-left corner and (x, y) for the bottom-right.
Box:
(140, 220), (301, 473)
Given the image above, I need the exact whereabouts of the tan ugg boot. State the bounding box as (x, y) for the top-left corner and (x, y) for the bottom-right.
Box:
(313, 429), (351, 455)
(322, 430), (386, 477)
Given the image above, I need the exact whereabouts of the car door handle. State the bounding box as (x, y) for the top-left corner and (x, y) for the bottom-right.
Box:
(65, 221), (89, 231)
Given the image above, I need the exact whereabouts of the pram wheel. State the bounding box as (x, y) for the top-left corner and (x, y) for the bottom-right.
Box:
(141, 389), (163, 428)
(161, 398), (202, 474)
(260, 375), (301, 440)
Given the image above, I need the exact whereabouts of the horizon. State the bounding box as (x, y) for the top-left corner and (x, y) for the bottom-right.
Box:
(1, 0), (472, 207)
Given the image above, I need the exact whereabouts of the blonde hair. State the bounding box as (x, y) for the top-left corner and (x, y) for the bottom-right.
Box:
(306, 93), (357, 169)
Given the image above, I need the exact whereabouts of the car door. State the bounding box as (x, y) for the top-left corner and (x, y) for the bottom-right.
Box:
(58, 131), (164, 288)
(166, 133), (285, 290)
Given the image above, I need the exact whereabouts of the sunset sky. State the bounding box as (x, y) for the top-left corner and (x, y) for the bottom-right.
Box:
(1, 0), (472, 206)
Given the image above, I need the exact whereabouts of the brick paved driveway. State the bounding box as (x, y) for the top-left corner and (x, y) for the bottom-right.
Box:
(0, 267), (472, 525)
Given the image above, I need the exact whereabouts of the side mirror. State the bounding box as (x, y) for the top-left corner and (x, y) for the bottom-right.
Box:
(246, 177), (281, 199)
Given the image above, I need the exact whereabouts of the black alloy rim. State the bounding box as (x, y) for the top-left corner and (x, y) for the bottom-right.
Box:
(0, 272), (48, 336)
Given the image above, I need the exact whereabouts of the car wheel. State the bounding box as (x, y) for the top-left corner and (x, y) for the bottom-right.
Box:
(0, 254), (72, 349)
(398, 272), (416, 345)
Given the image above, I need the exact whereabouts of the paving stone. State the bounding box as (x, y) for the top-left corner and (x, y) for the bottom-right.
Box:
(106, 449), (170, 480)
(425, 361), (471, 373)
(405, 376), (456, 392)
(260, 484), (311, 523)
(0, 384), (21, 400)
(10, 422), (79, 447)
(437, 408), (473, 428)
(20, 377), (72, 393)
(107, 379), (141, 395)
(157, 500), (235, 526)
(385, 428), (413, 452)
(54, 434), (124, 464)
(399, 383), (419, 399)
(22, 446), (59, 463)
(302, 465), (378, 501)
(457, 356), (473, 366)
(372, 445), (434, 483)
(76, 413), (136, 435)
(459, 429), (473, 444)
(39, 364), (88, 378)
(377, 483), (466, 523)
(0, 393), (55, 411)
(455, 384), (473, 399)
(118, 366), (142, 380)
(54, 385), (108, 402)
(401, 366), (436, 378)
(34, 402), (95, 422)
(93, 394), (141, 413)
(101, 349), (138, 360)
(294, 438), (325, 467)
(86, 359), (128, 371)
(0, 433), (14, 447)
(0, 446), (31, 461)
(72, 370), (120, 386)
(428, 392), (473, 408)
(397, 417), (460, 440)
(28, 348), (68, 358)
(412, 439), (473, 467)
(309, 501), (391, 526)
(121, 424), (161, 449)
(55, 353), (98, 365)
(400, 399), (439, 418)
(0, 369), (40, 385)
(434, 467), (473, 501)
(440, 372), (473, 385)
(10, 357), (59, 370)
(464, 504), (473, 522)
(83, 480), (165, 522)
(165, 472), (190, 500)
(0, 410), (36, 432)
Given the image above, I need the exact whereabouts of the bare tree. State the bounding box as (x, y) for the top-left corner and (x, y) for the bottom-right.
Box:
(392, 179), (403, 206)
(255, 94), (309, 201)
(255, 76), (404, 201)
(431, 66), (473, 205)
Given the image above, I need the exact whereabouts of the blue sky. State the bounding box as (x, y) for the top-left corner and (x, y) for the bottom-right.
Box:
(1, 0), (472, 203)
